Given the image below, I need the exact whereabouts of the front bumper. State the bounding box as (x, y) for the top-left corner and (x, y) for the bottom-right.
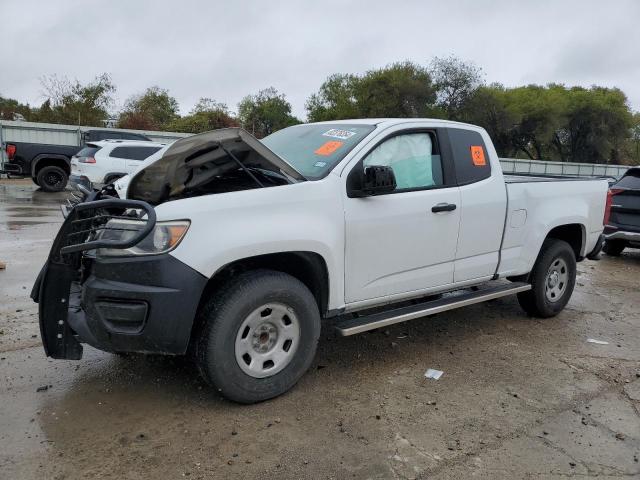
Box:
(67, 254), (207, 355)
(31, 198), (207, 359)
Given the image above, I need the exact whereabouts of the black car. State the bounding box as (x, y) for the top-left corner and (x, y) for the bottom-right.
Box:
(1, 129), (151, 192)
(603, 167), (640, 256)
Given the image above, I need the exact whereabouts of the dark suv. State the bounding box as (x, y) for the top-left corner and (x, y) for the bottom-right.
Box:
(603, 167), (640, 256)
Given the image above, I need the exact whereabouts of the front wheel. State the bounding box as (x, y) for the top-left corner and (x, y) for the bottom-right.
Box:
(517, 239), (577, 318)
(37, 166), (68, 192)
(195, 270), (321, 404)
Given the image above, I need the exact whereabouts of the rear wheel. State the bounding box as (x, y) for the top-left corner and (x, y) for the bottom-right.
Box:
(195, 270), (321, 404)
(517, 239), (576, 318)
(603, 240), (625, 256)
(37, 166), (68, 192)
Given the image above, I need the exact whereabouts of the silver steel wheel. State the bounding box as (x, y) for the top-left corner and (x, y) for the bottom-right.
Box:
(545, 257), (568, 303)
(234, 303), (301, 378)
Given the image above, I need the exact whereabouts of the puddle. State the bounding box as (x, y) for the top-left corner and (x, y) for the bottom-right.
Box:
(0, 182), (68, 229)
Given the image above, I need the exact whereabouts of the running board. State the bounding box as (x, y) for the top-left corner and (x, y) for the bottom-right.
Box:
(335, 282), (531, 336)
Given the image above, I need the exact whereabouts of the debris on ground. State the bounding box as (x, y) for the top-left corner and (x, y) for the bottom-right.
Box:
(0, 261), (6, 270)
(36, 385), (49, 392)
(424, 369), (444, 380)
(586, 338), (609, 345)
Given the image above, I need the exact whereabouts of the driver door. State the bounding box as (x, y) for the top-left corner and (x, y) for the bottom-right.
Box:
(344, 130), (461, 304)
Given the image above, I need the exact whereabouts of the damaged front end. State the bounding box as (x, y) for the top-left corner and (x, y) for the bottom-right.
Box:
(31, 198), (157, 359)
(33, 127), (302, 360)
(126, 127), (306, 205)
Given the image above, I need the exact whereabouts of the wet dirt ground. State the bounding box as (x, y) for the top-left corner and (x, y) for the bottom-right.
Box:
(1, 178), (639, 479)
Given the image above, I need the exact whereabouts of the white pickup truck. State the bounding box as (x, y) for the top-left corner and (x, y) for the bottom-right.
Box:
(33, 119), (608, 403)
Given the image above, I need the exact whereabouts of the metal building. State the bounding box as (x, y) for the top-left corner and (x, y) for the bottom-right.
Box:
(0, 120), (192, 165)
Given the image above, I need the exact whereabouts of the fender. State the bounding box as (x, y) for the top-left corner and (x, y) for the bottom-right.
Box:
(31, 153), (71, 177)
(103, 172), (127, 184)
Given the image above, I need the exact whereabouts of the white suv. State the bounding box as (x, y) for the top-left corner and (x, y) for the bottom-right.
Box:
(69, 140), (168, 190)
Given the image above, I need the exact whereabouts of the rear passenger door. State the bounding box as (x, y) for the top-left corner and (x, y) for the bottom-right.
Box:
(445, 128), (507, 283)
(110, 146), (162, 174)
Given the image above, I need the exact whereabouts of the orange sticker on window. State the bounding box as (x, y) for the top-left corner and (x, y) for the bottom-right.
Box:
(314, 140), (343, 156)
(470, 145), (486, 166)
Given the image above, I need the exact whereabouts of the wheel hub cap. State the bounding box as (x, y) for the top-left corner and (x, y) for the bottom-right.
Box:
(235, 303), (301, 379)
(545, 257), (568, 303)
(252, 322), (278, 353)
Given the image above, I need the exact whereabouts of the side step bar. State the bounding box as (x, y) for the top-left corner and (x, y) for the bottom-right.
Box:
(335, 282), (531, 336)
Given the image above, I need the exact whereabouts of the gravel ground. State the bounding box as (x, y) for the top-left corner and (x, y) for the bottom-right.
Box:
(1, 178), (639, 479)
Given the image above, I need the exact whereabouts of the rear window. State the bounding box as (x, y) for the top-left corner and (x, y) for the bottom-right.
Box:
(616, 170), (640, 189)
(88, 131), (150, 142)
(447, 128), (491, 185)
(110, 146), (162, 160)
(76, 146), (100, 157)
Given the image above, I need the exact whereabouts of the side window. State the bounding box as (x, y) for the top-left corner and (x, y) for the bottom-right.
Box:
(447, 128), (491, 185)
(110, 146), (132, 159)
(121, 133), (149, 141)
(110, 146), (161, 160)
(99, 132), (121, 140)
(363, 132), (443, 190)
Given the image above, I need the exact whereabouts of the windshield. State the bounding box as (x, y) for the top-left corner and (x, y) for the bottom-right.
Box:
(261, 123), (376, 179)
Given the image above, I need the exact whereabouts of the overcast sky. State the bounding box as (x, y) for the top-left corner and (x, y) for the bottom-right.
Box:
(2, 0), (639, 120)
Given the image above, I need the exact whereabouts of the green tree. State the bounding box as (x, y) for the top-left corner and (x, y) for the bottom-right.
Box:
(0, 95), (32, 120)
(461, 84), (517, 157)
(305, 74), (360, 122)
(33, 73), (115, 126)
(168, 98), (238, 133)
(355, 62), (437, 118)
(625, 112), (640, 165)
(557, 86), (633, 164)
(238, 87), (299, 138)
(503, 84), (567, 160)
(306, 62), (437, 120)
(118, 86), (180, 130)
(429, 56), (483, 120)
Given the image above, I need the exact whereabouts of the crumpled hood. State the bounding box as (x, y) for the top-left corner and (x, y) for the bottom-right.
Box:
(127, 127), (306, 204)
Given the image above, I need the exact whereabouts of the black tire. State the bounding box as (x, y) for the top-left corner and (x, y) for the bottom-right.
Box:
(37, 166), (68, 192)
(195, 269), (321, 404)
(603, 240), (625, 256)
(517, 239), (576, 318)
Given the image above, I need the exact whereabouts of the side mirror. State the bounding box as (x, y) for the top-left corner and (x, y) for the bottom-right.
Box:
(361, 165), (396, 195)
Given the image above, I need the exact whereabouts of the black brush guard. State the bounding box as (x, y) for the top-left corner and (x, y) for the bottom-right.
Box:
(31, 199), (156, 359)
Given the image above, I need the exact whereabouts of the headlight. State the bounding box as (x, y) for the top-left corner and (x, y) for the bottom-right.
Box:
(96, 219), (190, 257)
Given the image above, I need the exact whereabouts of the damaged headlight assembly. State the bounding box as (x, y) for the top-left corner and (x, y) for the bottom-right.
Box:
(95, 219), (190, 257)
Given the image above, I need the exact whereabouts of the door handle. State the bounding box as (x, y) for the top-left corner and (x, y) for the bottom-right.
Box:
(431, 203), (457, 213)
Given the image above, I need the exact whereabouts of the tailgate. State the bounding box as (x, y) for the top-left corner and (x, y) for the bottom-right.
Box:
(610, 189), (640, 230)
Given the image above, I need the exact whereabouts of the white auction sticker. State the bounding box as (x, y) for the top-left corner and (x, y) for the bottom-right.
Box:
(322, 129), (356, 140)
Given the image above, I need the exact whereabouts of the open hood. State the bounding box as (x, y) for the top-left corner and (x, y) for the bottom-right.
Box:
(127, 128), (306, 204)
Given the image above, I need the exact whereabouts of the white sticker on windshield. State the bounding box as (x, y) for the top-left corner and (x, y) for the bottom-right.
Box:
(323, 129), (356, 140)
(314, 161), (327, 167)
